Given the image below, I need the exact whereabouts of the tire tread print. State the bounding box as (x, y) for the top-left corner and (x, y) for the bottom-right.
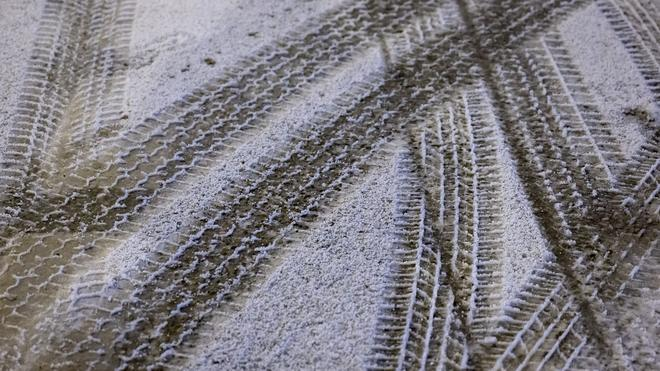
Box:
(0, 0), (657, 369)
(0, 2), (452, 367)
(10, 6), (462, 365)
(375, 0), (657, 369)
(0, 0), (136, 196)
(597, 0), (660, 102)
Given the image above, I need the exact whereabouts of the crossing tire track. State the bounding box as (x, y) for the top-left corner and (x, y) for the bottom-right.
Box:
(366, 0), (594, 367)
(483, 49), (627, 371)
(455, 0), (644, 368)
(0, 5), (453, 334)
(1, 0), (657, 369)
(24, 22), (466, 365)
(0, 4), (453, 366)
(369, 84), (528, 370)
(88, 78), (446, 369)
(366, 0), (613, 370)
(616, 131), (659, 200)
(501, 40), (658, 371)
(480, 263), (584, 370)
(459, 0), (659, 369)
(1, 0), (448, 231)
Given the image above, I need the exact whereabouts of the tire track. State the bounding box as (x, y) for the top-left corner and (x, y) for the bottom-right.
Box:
(528, 32), (628, 185)
(365, 0), (604, 369)
(0, 0), (135, 203)
(23, 20), (464, 365)
(0, 0), (450, 334)
(87, 78), (443, 370)
(478, 140), (657, 369)
(0, 3), (452, 366)
(0, 0), (450, 234)
(0, 0), (577, 309)
(458, 0), (658, 368)
(603, 239), (659, 369)
(369, 85), (509, 371)
(587, 172), (659, 369)
(463, 87), (507, 341)
(369, 0), (592, 367)
(366, 0), (604, 369)
(1, 3), (592, 371)
(369, 147), (431, 370)
(483, 262), (586, 370)
(529, 16), (659, 366)
(2, 0), (655, 369)
(485, 175), (655, 368)
(616, 131), (659, 198)
(179, 148), (401, 370)
(455, 1), (623, 369)
(21, 0), (544, 362)
(9, 51), (390, 369)
(597, 0), (660, 102)
(483, 179), (657, 370)
(2, 0), (447, 229)
(368, 102), (459, 371)
(479, 47), (625, 371)
(515, 35), (658, 370)
(0, 0), (136, 365)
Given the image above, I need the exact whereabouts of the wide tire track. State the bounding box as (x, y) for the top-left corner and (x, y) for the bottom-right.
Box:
(25, 19), (467, 366)
(460, 0), (658, 368)
(1, 0), (656, 369)
(0, 0), (135, 210)
(0, 3), (453, 367)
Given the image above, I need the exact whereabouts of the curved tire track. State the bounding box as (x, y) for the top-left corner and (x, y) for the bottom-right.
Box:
(0, 0), (657, 369)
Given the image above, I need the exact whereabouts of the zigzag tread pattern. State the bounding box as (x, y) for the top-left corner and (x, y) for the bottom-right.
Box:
(0, 0), (657, 369)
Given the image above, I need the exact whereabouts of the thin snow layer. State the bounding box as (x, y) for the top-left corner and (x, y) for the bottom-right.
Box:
(99, 45), (386, 278)
(125, 0), (347, 130)
(491, 110), (549, 303)
(33, 43), (387, 366)
(0, 0), (43, 161)
(558, 3), (658, 159)
(188, 155), (397, 370)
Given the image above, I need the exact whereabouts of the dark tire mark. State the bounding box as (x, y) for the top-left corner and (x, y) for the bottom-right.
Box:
(597, 0), (660, 102)
(0, 2), (450, 366)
